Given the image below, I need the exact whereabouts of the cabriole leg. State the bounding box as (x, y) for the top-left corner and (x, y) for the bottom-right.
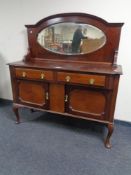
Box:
(13, 104), (20, 124)
(105, 123), (114, 149)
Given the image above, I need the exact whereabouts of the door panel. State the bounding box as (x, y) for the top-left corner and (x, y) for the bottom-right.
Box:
(66, 86), (109, 120)
(17, 80), (49, 109)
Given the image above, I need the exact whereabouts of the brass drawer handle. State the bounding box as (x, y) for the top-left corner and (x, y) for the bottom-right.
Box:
(22, 72), (26, 77)
(41, 73), (45, 79)
(65, 76), (71, 82)
(89, 78), (95, 85)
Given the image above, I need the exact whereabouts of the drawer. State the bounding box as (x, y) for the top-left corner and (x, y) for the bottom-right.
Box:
(57, 72), (106, 86)
(15, 68), (53, 81)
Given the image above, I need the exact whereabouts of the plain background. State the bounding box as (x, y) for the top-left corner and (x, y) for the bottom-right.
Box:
(0, 0), (130, 122)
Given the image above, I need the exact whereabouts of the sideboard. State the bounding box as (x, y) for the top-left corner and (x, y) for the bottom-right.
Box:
(9, 13), (123, 148)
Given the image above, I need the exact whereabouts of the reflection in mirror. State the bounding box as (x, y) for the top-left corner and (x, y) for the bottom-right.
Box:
(37, 23), (106, 55)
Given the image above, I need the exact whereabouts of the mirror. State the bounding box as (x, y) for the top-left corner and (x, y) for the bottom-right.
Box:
(37, 22), (106, 55)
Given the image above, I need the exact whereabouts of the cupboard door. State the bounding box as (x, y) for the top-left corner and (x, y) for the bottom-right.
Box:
(16, 80), (49, 109)
(65, 86), (110, 120)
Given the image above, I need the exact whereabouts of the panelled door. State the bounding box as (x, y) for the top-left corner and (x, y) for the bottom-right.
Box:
(65, 85), (111, 120)
(16, 80), (49, 109)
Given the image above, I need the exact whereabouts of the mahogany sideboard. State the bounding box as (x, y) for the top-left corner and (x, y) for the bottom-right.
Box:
(9, 13), (123, 148)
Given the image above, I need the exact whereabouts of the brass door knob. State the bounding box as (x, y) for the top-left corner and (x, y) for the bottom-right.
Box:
(46, 92), (49, 100)
(89, 78), (95, 85)
(65, 76), (71, 82)
(65, 95), (68, 102)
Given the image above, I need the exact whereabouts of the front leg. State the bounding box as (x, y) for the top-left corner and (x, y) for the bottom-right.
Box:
(105, 123), (114, 149)
(13, 104), (20, 124)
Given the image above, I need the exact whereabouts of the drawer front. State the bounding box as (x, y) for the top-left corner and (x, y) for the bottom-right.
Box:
(15, 68), (53, 81)
(57, 72), (106, 86)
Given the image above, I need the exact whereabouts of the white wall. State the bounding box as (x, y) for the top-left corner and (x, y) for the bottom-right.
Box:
(0, 0), (130, 122)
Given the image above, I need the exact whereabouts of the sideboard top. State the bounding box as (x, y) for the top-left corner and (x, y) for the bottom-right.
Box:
(9, 59), (122, 75)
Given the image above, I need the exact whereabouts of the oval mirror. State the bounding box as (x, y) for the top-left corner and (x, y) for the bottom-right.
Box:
(37, 22), (106, 55)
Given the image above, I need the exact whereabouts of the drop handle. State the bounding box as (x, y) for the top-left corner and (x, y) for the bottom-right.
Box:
(65, 76), (71, 82)
(41, 73), (45, 79)
(89, 78), (95, 85)
(22, 72), (26, 77)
